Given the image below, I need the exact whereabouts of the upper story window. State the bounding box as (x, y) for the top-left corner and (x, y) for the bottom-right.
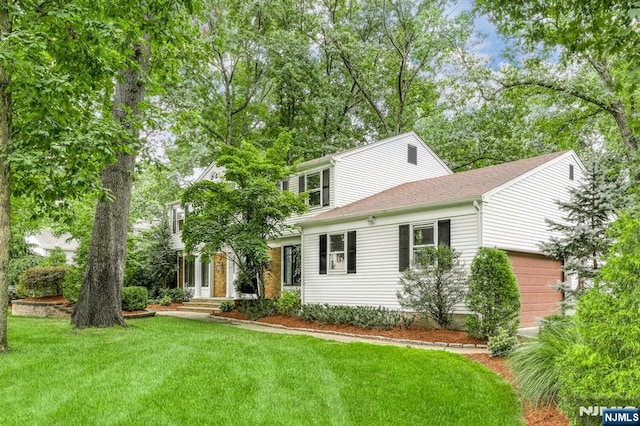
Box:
(171, 207), (185, 234)
(569, 164), (574, 180)
(298, 168), (330, 208)
(408, 144), (417, 165)
(279, 179), (289, 191)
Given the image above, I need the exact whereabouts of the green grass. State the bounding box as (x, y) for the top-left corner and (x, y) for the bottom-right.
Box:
(2, 314), (522, 425)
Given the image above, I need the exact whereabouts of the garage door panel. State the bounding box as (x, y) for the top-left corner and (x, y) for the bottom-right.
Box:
(508, 251), (562, 327)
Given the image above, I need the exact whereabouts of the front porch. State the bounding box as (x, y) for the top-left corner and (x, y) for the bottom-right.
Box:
(176, 247), (295, 300)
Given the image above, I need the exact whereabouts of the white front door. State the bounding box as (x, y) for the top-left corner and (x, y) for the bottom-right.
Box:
(198, 257), (211, 298)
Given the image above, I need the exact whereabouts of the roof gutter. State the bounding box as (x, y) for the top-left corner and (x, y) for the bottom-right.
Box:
(299, 197), (479, 227)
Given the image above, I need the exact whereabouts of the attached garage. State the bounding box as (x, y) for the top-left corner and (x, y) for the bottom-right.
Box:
(508, 251), (563, 327)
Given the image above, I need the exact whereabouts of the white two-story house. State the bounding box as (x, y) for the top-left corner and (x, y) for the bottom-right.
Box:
(169, 132), (585, 326)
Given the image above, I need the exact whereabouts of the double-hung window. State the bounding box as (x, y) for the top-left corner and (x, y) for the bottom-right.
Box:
(298, 168), (330, 208)
(399, 220), (451, 271)
(307, 172), (321, 207)
(329, 233), (346, 272)
(413, 223), (435, 261)
(319, 231), (356, 274)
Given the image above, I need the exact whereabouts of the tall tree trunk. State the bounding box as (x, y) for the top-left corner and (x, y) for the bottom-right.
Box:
(71, 42), (148, 328)
(0, 0), (12, 352)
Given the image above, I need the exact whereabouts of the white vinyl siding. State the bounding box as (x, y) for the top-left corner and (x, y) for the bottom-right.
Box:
(482, 153), (583, 253)
(284, 165), (335, 225)
(335, 133), (451, 207)
(302, 205), (478, 309)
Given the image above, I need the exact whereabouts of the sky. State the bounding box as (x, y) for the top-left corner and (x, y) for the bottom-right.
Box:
(448, 0), (510, 68)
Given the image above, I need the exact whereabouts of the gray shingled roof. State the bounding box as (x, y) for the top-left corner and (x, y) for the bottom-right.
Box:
(310, 151), (568, 222)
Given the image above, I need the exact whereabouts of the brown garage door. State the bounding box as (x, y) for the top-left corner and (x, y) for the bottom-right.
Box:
(507, 251), (562, 327)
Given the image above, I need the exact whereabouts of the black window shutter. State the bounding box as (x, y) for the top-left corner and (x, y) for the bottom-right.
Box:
(322, 168), (330, 206)
(319, 234), (327, 275)
(438, 219), (451, 247)
(298, 175), (306, 193)
(347, 231), (356, 274)
(171, 208), (176, 233)
(399, 225), (410, 272)
(408, 145), (417, 165)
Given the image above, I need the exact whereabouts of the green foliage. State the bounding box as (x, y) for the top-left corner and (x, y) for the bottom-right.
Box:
(18, 267), (68, 297)
(508, 317), (580, 406)
(41, 247), (68, 267)
(297, 304), (414, 330)
(237, 299), (277, 320)
(475, 0), (639, 154)
(121, 286), (149, 312)
(540, 152), (627, 311)
(8, 255), (43, 288)
(396, 245), (467, 329)
(465, 248), (521, 339)
(219, 300), (234, 313)
(532, 211), (640, 422)
(487, 328), (519, 357)
(125, 219), (177, 291)
(159, 288), (192, 304)
(62, 266), (83, 304)
(181, 133), (307, 298)
(159, 296), (172, 306)
(274, 290), (301, 316)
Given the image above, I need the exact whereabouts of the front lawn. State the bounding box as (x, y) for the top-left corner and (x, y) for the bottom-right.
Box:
(2, 315), (522, 425)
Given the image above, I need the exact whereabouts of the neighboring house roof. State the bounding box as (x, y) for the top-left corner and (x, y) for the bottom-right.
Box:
(308, 151), (569, 223)
(27, 230), (79, 252)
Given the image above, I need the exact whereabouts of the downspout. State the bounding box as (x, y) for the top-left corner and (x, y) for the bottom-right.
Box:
(299, 225), (305, 305)
(473, 199), (483, 248)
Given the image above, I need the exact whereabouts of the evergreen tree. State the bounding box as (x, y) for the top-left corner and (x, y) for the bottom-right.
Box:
(465, 247), (521, 339)
(540, 152), (627, 311)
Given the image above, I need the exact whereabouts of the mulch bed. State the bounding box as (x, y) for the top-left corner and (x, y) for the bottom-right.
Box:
(465, 354), (569, 426)
(214, 311), (568, 426)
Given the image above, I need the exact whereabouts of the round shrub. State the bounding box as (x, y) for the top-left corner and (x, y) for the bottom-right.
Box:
(465, 247), (521, 339)
(159, 295), (172, 306)
(219, 300), (234, 312)
(18, 266), (68, 297)
(122, 286), (148, 311)
(487, 328), (519, 357)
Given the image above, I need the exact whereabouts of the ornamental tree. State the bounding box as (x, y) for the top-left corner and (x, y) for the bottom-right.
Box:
(396, 245), (467, 329)
(181, 132), (307, 298)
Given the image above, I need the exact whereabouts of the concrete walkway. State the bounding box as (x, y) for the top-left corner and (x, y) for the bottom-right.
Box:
(155, 310), (488, 354)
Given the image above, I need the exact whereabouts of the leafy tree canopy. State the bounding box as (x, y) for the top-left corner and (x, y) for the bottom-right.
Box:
(181, 132), (307, 297)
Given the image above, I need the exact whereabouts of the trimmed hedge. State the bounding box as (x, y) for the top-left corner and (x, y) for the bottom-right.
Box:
(122, 286), (148, 311)
(18, 266), (67, 297)
(298, 304), (414, 330)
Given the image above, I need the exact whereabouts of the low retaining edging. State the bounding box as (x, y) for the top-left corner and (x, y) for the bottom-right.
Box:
(12, 299), (69, 318)
(206, 314), (488, 349)
(11, 299), (156, 320)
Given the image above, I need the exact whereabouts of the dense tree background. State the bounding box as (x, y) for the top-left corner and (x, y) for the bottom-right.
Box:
(2, 0), (638, 346)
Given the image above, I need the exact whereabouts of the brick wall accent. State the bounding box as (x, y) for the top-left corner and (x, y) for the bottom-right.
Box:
(213, 252), (227, 297)
(263, 247), (281, 299)
(508, 251), (563, 326)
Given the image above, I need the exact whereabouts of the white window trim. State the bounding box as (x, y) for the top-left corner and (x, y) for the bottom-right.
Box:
(328, 232), (346, 273)
(411, 222), (437, 265)
(306, 172), (322, 208)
